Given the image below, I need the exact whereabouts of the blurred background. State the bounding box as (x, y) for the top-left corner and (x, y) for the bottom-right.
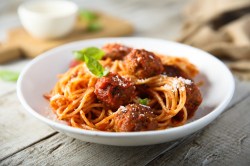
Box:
(0, 0), (190, 41)
(0, 0), (250, 79)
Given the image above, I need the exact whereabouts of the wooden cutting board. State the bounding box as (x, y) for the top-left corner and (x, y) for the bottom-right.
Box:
(0, 12), (133, 63)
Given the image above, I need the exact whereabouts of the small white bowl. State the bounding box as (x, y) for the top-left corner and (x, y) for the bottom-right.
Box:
(18, 0), (78, 39)
(17, 37), (235, 146)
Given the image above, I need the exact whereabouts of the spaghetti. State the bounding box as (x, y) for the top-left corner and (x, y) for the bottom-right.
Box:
(46, 43), (202, 132)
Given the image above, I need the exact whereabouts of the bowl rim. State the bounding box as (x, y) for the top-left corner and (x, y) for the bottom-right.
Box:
(18, 0), (78, 18)
(17, 37), (235, 137)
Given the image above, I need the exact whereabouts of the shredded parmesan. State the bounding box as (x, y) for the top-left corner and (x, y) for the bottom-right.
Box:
(149, 55), (154, 60)
(119, 106), (127, 113)
(178, 77), (192, 85)
(139, 114), (145, 117)
(163, 84), (172, 90)
(137, 57), (142, 62)
(163, 77), (192, 92)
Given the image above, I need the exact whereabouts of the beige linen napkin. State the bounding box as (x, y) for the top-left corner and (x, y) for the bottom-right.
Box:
(178, 0), (250, 80)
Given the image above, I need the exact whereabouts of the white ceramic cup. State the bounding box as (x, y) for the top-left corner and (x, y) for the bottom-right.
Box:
(18, 0), (78, 39)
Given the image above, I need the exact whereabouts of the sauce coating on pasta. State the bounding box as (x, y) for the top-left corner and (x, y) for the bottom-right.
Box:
(46, 43), (202, 132)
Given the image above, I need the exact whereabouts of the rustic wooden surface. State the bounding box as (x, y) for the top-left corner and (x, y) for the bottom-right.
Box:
(4, 13), (133, 59)
(1, 0), (250, 165)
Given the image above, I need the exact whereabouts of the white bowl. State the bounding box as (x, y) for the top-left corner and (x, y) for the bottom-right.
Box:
(18, 0), (78, 39)
(17, 37), (235, 146)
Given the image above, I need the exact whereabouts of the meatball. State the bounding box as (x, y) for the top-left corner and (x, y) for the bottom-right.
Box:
(162, 65), (189, 78)
(114, 104), (158, 132)
(94, 72), (136, 109)
(102, 43), (132, 60)
(162, 65), (202, 118)
(124, 49), (164, 79)
(185, 83), (202, 118)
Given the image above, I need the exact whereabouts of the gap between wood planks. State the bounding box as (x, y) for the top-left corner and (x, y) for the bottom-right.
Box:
(1, 93), (250, 165)
(146, 94), (250, 166)
(0, 132), (58, 162)
(3, 80), (250, 163)
(0, 90), (55, 160)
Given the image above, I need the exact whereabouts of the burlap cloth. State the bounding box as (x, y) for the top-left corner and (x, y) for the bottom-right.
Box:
(177, 0), (250, 80)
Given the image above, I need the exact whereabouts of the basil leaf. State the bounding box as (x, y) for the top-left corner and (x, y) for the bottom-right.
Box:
(74, 47), (105, 61)
(83, 54), (109, 77)
(82, 47), (105, 60)
(0, 70), (19, 82)
(79, 10), (97, 22)
(73, 51), (84, 61)
(73, 47), (108, 77)
(87, 22), (102, 32)
(138, 98), (149, 105)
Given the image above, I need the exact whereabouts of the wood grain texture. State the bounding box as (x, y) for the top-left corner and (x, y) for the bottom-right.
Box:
(5, 13), (133, 59)
(1, 78), (249, 166)
(1, 0), (250, 165)
(226, 78), (250, 108)
(0, 91), (55, 160)
(0, 133), (183, 166)
(147, 85), (250, 166)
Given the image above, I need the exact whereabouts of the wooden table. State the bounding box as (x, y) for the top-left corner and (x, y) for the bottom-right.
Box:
(1, 0), (250, 165)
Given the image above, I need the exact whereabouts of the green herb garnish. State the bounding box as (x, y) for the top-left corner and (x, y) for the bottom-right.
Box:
(138, 98), (149, 105)
(79, 10), (98, 22)
(87, 22), (102, 32)
(74, 47), (105, 61)
(0, 70), (19, 82)
(79, 9), (102, 32)
(73, 47), (108, 77)
(83, 54), (109, 77)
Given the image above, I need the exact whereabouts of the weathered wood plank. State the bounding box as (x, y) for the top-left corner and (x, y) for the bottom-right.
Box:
(1, 78), (249, 165)
(226, 78), (250, 108)
(0, 91), (55, 160)
(1, 0), (250, 165)
(147, 92), (250, 166)
(0, 133), (184, 166)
